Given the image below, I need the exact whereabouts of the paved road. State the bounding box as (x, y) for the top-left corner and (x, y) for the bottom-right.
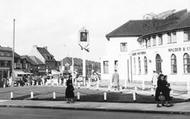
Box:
(0, 107), (189, 119)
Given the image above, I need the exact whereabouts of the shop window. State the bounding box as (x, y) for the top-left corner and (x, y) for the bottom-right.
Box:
(138, 57), (141, 74)
(184, 30), (190, 42)
(103, 61), (109, 74)
(144, 56), (148, 74)
(158, 35), (163, 45)
(183, 53), (190, 74)
(120, 42), (127, 52)
(171, 54), (177, 74)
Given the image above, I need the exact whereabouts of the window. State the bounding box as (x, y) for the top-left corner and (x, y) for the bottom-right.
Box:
(167, 32), (172, 44)
(184, 30), (190, 42)
(138, 57), (141, 74)
(172, 32), (177, 43)
(144, 56), (148, 74)
(114, 60), (118, 70)
(168, 32), (177, 44)
(103, 61), (109, 74)
(158, 35), (163, 45)
(120, 42), (127, 52)
(171, 54), (177, 74)
(183, 53), (190, 74)
(133, 57), (136, 74)
(152, 36), (156, 46)
(146, 37), (151, 48)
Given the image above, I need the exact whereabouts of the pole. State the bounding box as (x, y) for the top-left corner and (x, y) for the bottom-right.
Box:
(12, 19), (15, 87)
(83, 57), (86, 86)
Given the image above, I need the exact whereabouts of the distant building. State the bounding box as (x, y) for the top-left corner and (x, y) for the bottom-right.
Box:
(0, 46), (12, 87)
(102, 9), (190, 87)
(30, 45), (58, 74)
(21, 55), (45, 75)
(60, 57), (101, 78)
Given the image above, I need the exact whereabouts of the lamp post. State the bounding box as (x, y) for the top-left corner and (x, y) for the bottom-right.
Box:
(11, 19), (15, 87)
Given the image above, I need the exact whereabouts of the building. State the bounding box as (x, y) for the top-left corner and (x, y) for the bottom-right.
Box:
(60, 57), (101, 78)
(0, 46), (25, 87)
(21, 55), (45, 75)
(102, 9), (190, 87)
(0, 46), (12, 87)
(30, 45), (58, 74)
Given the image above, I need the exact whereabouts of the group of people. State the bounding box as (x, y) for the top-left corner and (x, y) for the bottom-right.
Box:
(152, 71), (173, 107)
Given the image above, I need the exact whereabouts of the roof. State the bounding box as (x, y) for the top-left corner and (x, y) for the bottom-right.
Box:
(106, 9), (190, 39)
(36, 47), (56, 61)
(21, 55), (37, 65)
(14, 52), (20, 58)
(28, 56), (44, 65)
(106, 20), (159, 38)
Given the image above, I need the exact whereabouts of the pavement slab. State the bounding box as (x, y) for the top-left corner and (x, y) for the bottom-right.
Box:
(0, 100), (190, 114)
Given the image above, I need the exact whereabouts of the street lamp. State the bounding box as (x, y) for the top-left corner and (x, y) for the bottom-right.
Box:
(11, 19), (15, 87)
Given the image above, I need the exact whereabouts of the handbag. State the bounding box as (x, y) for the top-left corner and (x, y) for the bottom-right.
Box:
(158, 94), (165, 101)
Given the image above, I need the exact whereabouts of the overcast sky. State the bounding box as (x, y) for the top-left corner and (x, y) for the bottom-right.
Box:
(0, 0), (189, 61)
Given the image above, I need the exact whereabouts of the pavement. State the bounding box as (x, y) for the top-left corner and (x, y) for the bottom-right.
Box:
(0, 100), (190, 115)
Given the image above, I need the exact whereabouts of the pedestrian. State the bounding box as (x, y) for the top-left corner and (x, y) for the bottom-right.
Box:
(152, 70), (158, 90)
(65, 74), (74, 103)
(155, 74), (164, 107)
(112, 69), (120, 91)
(162, 75), (173, 107)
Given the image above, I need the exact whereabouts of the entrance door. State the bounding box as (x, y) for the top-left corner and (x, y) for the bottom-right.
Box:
(155, 54), (162, 73)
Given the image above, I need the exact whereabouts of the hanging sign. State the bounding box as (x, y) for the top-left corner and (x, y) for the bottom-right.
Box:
(79, 27), (90, 52)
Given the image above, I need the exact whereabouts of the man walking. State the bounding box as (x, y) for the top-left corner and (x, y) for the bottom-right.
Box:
(112, 69), (120, 91)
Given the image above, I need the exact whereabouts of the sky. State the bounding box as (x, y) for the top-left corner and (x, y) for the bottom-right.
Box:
(0, 0), (189, 61)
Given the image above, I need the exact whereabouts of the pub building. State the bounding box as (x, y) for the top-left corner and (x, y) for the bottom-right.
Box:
(102, 9), (190, 88)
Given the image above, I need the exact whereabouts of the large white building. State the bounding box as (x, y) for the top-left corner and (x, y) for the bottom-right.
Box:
(102, 9), (190, 88)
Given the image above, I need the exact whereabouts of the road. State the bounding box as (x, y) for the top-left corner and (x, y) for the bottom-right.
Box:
(0, 107), (189, 119)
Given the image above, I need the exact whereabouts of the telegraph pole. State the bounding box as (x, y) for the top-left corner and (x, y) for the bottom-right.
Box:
(12, 19), (15, 87)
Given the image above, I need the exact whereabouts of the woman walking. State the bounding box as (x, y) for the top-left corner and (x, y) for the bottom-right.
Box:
(65, 74), (75, 103)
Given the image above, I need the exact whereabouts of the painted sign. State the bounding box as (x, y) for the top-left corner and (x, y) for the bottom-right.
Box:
(168, 46), (190, 52)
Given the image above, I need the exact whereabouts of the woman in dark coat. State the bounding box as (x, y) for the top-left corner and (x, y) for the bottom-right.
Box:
(155, 74), (172, 107)
(155, 74), (165, 107)
(65, 74), (74, 103)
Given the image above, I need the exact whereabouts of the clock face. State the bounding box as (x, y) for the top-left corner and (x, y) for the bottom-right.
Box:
(80, 32), (87, 42)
